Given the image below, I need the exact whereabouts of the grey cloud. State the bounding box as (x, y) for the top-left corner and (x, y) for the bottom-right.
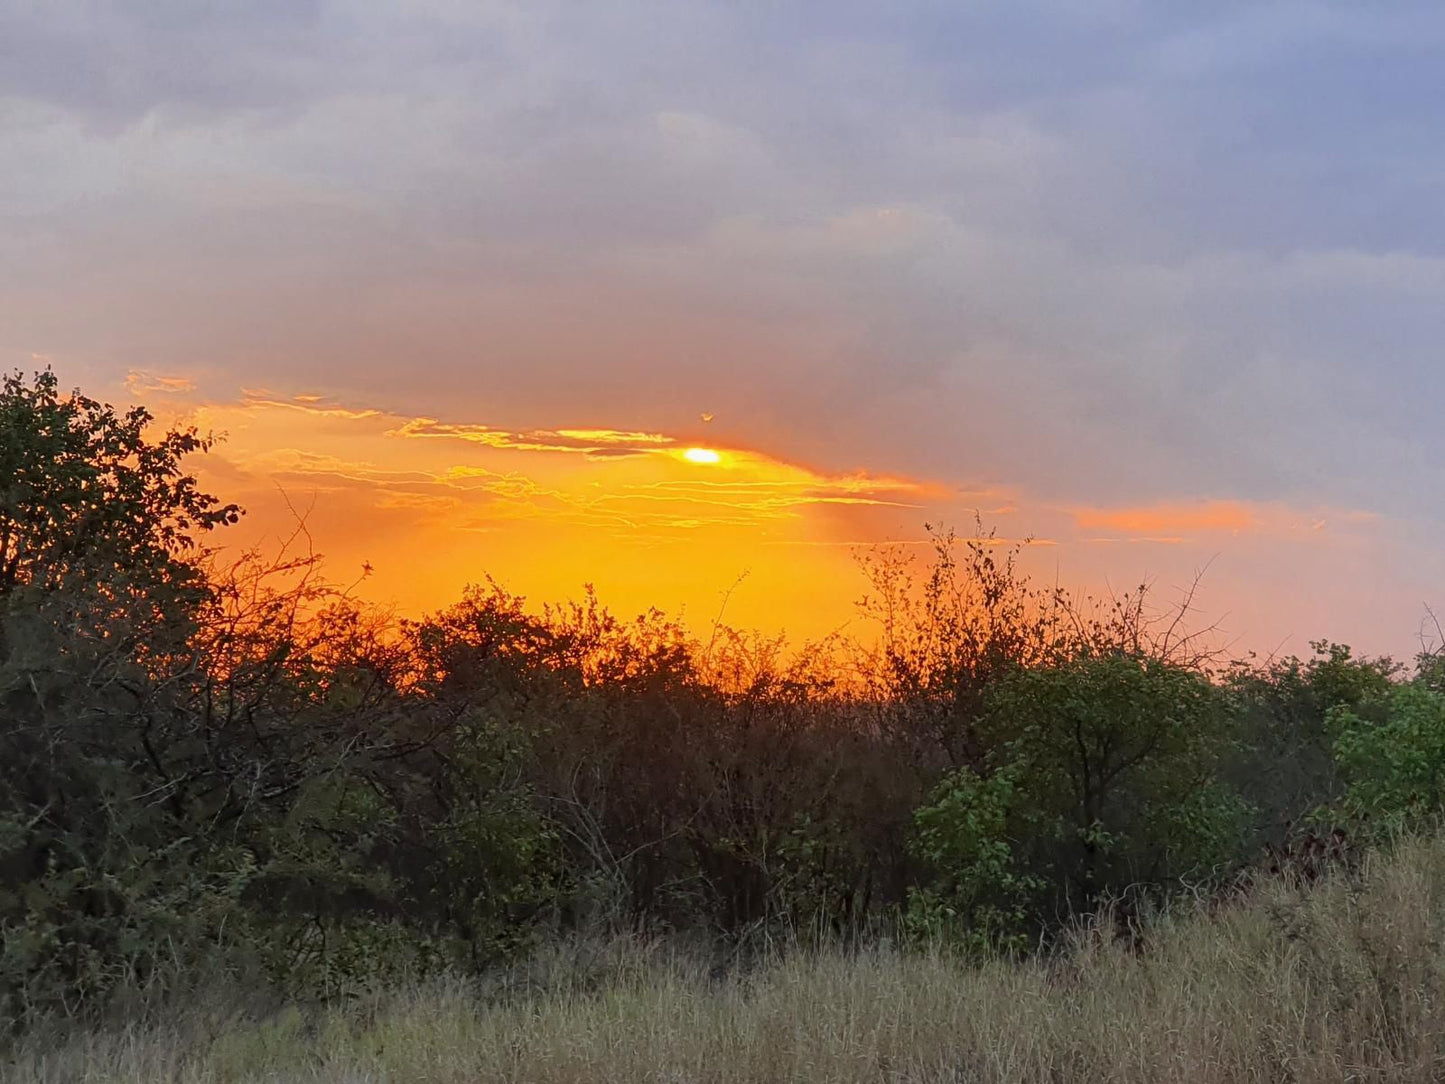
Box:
(3, 0), (1445, 528)
(0, 1), (333, 125)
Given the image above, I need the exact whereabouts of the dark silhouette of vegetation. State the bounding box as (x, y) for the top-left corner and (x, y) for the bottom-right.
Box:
(2, 368), (1443, 1034)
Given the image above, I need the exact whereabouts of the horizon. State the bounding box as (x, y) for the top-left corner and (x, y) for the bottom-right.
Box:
(5, 4), (1444, 660)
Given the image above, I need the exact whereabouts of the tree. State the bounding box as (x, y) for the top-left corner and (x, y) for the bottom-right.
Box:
(0, 368), (239, 612)
(1331, 680), (1445, 829)
(912, 651), (1250, 940)
(0, 369), (249, 1021)
(1222, 642), (1399, 846)
(857, 523), (1067, 768)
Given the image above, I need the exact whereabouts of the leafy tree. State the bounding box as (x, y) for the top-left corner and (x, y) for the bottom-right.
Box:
(1223, 642), (1400, 844)
(1413, 642), (1445, 693)
(1330, 681), (1445, 829)
(857, 523), (1067, 768)
(907, 767), (1041, 952)
(0, 368), (239, 611)
(993, 653), (1247, 905)
(912, 651), (1250, 940)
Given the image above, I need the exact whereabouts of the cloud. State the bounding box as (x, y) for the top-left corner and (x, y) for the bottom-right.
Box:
(1070, 499), (1387, 543)
(0, 4), (330, 129)
(125, 369), (196, 395)
(155, 387), (957, 639)
(1075, 501), (1258, 536)
(5, 2), (1445, 654)
(390, 417), (677, 456)
(185, 392), (933, 536)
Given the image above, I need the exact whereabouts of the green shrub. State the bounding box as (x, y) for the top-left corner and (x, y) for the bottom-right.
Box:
(909, 651), (1252, 946)
(907, 767), (1040, 952)
(1331, 681), (1445, 829)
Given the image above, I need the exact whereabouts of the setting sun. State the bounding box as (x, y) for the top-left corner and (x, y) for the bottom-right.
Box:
(682, 447), (722, 464)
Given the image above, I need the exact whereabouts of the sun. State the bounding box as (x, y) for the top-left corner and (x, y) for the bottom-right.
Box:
(682, 447), (722, 464)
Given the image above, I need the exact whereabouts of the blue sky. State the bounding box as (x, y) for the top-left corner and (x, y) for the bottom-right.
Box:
(3, 2), (1443, 654)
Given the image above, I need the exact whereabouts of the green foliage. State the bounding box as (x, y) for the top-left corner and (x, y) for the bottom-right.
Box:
(988, 652), (1249, 899)
(907, 768), (1040, 952)
(1331, 682), (1445, 829)
(910, 652), (1252, 945)
(0, 368), (239, 607)
(237, 722), (561, 994)
(1307, 640), (1401, 709)
(1415, 647), (1445, 693)
(0, 371), (562, 1021)
(1222, 640), (1401, 847)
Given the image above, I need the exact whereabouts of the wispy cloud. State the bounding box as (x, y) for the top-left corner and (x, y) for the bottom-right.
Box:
(389, 417), (677, 457)
(1070, 499), (1380, 542)
(1074, 501), (1258, 536)
(126, 370), (196, 395)
(186, 393), (932, 537)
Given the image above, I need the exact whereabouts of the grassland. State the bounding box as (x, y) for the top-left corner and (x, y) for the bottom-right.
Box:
(9, 831), (1445, 1084)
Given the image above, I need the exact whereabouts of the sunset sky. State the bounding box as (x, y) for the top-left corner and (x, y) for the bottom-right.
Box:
(4, 3), (1444, 658)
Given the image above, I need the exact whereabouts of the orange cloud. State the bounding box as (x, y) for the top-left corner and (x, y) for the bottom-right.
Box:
(1070, 499), (1385, 546)
(126, 370), (196, 395)
(134, 382), (1406, 657)
(1074, 500), (1258, 535)
(100, 372), (1424, 663)
(388, 417), (677, 457)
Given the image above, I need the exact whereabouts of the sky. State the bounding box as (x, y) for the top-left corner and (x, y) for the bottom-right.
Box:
(3, 1), (1444, 658)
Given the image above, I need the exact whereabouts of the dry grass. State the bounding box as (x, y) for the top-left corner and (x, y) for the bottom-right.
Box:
(12, 834), (1445, 1083)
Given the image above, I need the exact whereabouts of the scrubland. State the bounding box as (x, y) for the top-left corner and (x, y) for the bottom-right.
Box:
(12, 832), (1445, 1083)
(7, 368), (1445, 1080)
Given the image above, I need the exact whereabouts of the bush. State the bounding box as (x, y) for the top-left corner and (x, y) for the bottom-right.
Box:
(1221, 642), (1397, 847)
(907, 767), (1041, 951)
(910, 651), (1252, 943)
(1331, 680), (1445, 829)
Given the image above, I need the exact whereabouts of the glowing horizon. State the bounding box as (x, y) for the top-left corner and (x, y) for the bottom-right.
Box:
(86, 375), (1427, 661)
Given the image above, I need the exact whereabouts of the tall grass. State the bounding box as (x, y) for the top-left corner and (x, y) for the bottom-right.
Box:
(12, 832), (1445, 1083)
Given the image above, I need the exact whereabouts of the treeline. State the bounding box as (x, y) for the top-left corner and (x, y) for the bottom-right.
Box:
(2, 369), (1443, 1027)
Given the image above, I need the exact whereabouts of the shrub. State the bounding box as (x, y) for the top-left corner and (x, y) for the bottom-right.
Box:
(907, 767), (1041, 951)
(1331, 681), (1445, 829)
(911, 651), (1252, 943)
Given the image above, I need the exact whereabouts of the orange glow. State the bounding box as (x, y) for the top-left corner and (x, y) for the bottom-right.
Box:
(123, 380), (1398, 658)
(1074, 500), (1258, 535)
(168, 392), (939, 642)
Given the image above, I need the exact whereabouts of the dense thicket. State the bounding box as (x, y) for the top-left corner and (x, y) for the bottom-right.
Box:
(2, 370), (1442, 1028)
